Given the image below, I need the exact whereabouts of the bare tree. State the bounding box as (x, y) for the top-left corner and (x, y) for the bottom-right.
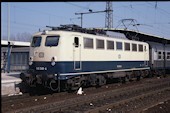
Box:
(15, 32), (32, 42)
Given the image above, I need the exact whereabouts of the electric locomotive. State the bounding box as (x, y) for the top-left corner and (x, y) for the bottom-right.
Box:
(20, 24), (150, 91)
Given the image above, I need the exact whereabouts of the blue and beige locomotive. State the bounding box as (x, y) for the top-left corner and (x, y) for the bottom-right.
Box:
(20, 24), (150, 91)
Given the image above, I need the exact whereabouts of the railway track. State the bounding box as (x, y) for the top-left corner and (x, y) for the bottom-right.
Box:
(1, 77), (146, 112)
(49, 81), (170, 113)
(1, 76), (166, 104)
(83, 86), (170, 113)
(2, 76), (170, 113)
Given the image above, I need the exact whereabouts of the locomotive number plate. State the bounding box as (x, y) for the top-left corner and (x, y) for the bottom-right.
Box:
(36, 67), (47, 70)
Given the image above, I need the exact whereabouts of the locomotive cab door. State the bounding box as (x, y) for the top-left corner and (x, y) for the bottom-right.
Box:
(73, 36), (81, 70)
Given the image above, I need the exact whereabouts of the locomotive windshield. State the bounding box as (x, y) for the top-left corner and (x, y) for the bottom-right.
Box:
(45, 36), (59, 47)
(31, 36), (42, 47)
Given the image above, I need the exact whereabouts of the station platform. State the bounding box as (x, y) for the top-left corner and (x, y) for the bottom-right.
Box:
(1, 72), (22, 96)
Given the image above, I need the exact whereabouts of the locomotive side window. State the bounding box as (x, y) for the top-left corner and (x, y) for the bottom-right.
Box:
(124, 42), (130, 51)
(84, 37), (93, 49)
(107, 40), (114, 50)
(158, 51), (162, 59)
(31, 36), (42, 47)
(96, 39), (104, 49)
(45, 36), (59, 47)
(139, 44), (143, 52)
(132, 43), (137, 51)
(116, 42), (122, 50)
(74, 37), (79, 47)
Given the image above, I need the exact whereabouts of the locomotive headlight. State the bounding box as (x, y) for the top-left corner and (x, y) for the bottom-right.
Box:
(39, 52), (44, 58)
(51, 56), (57, 66)
(29, 56), (33, 65)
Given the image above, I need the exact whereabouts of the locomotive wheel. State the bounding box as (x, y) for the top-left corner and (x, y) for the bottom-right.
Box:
(120, 77), (126, 84)
(95, 75), (106, 87)
(49, 79), (58, 91)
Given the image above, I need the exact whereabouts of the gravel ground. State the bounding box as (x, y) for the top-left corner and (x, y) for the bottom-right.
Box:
(2, 76), (170, 113)
(142, 99), (170, 113)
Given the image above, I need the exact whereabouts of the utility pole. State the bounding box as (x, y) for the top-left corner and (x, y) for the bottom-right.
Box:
(105, 1), (113, 29)
(70, 17), (81, 24)
(8, 2), (10, 43)
(7, 2), (11, 73)
(75, 10), (110, 28)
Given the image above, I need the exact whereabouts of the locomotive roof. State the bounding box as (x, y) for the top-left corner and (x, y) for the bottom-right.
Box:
(40, 24), (128, 40)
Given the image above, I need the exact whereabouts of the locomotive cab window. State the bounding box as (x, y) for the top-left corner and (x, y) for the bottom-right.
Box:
(31, 36), (42, 47)
(74, 37), (79, 47)
(45, 36), (59, 47)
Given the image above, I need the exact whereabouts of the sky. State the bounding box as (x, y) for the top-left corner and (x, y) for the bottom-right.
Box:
(1, 2), (170, 40)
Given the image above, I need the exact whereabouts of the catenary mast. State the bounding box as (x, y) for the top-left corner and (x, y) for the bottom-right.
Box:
(105, 1), (113, 29)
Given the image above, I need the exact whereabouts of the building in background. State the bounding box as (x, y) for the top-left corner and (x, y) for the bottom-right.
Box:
(1, 40), (30, 72)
